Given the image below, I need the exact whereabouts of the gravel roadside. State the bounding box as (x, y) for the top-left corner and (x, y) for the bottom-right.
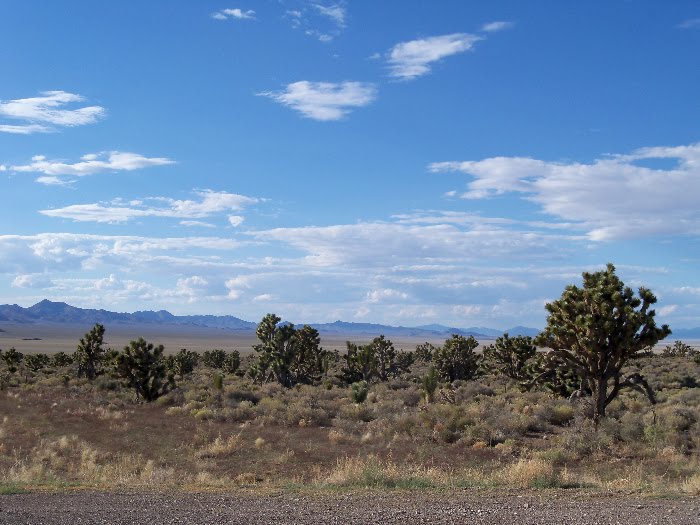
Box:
(1, 490), (698, 525)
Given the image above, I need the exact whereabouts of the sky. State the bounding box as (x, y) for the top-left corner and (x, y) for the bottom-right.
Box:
(1, 1), (699, 330)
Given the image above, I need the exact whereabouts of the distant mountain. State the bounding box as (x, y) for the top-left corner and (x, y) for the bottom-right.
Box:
(0, 299), (545, 339)
(309, 321), (492, 338)
(0, 300), (256, 331)
(504, 326), (542, 338)
(670, 327), (700, 339)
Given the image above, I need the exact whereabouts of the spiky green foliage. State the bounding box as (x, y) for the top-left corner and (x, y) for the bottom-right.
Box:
(414, 342), (436, 363)
(250, 314), (327, 387)
(483, 333), (537, 381)
(350, 380), (369, 404)
(1, 348), (23, 374)
(341, 336), (410, 384)
(202, 349), (227, 369)
(115, 337), (172, 402)
(51, 352), (73, 368)
(222, 350), (241, 374)
(534, 263), (671, 421)
(433, 335), (481, 382)
(522, 353), (582, 398)
(166, 349), (200, 379)
(341, 342), (378, 383)
(75, 323), (106, 380)
(421, 367), (439, 403)
(662, 340), (696, 358)
(24, 353), (50, 372)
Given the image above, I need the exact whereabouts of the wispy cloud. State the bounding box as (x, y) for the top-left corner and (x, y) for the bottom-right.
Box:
(387, 33), (482, 80)
(430, 142), (700, 240)
(313, 3), (346, 28)
(212, 8), (255, 21)
(8, 151), (174, 185)
(284, 2), (346, 42)
(258, 81), (377, 121)
(678, 18), (700, 29)
(481, 20), (514, 33)
(0, 91), (105, 134)
(40, 190), (258, 224)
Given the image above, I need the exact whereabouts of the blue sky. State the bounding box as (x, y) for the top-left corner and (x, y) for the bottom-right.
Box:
(1, 1), (699, 329)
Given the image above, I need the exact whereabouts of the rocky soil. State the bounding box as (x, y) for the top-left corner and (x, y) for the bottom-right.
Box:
(1, 490), (699, 524)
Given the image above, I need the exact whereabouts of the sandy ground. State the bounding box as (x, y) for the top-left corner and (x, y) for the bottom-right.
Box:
(0, 322), (466, 354)
(0, 490), (698, 525)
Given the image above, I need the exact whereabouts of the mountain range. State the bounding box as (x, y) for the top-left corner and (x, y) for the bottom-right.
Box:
(0, 300), (549, 339)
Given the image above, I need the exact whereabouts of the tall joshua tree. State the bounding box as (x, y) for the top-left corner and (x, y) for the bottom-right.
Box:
(535, 264), (671, 422)
(75, 323), (106, 380)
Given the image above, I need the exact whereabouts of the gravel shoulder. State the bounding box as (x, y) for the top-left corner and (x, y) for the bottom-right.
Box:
(1, 490), (699, 525)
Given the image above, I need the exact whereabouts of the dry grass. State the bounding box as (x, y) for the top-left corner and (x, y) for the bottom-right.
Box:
(2, 353), (700, 493)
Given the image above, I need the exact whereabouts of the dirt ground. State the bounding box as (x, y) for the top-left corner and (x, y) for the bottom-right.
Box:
(1, 490), (699, 525)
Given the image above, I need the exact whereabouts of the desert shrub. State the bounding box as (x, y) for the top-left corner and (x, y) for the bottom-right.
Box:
(222, 350), (241, 374)
(51, 352), (73, 368)
(115, 337), (172, 402)
(1, 348), (23, 374)
(420, 367), (439, 403)
(483, 333), (537, 381)
(433, 335), (481, 382)
(351, 381), (369, 404)
(166, 349), (199, 378)
(24, 353), (50, 372)
(202, 349), (227, 369)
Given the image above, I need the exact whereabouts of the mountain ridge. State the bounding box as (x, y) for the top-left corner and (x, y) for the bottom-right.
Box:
(2, 299), (696, 339)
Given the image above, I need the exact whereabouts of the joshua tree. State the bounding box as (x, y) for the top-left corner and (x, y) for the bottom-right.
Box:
(433, 334), (481, 382)
(342, 341), (378, 383)
(1, 347), (23, 374)
(202, 349), (227, 369)
(115, 337), (172, 402)
(534, 263), (671, 422)
(24, 353), (50, 372)
(250, 314), (326, 387)
(222, 350), (241, 374)
(166, 349), (200, 379)
(75, 323), (106, 380)
(483, 333), (537, 381)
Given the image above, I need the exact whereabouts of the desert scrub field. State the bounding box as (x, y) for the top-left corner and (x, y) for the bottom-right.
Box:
(1, 265), (699, 495)
(1, 343), (700, 494)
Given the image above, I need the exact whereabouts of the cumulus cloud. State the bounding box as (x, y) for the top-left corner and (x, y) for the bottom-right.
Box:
(40, 190), (258, 224)
(430, 142), (700, 240)
(387, 33), (482, 80)
(9, 151), (174, 185)
(212, 8), (255, 20)
(0, 91), (105, 134)
(259, 81), (377, 121)
(481, 21), (514, 32)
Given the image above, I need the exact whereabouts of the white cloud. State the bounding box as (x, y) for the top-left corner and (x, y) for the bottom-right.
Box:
(212, 8), (255, 20)
(180, 220), (216, 228)
(387, 33), (482, 80)
(313, 3), (346, 28)
(259, 81), (377, 121)
(9, 151), (174, 185)
(228, 215), (245, 227)
(0, 91), (105, 134)
(40, 190), (258, 224)
(658, 304), (678, 316)
(678, 18), (700, 29)
(430, 142), (700, 240)
(11, 274), (52, 289)
(366, 288), (409, 303)
(481, 21), (514, 33)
